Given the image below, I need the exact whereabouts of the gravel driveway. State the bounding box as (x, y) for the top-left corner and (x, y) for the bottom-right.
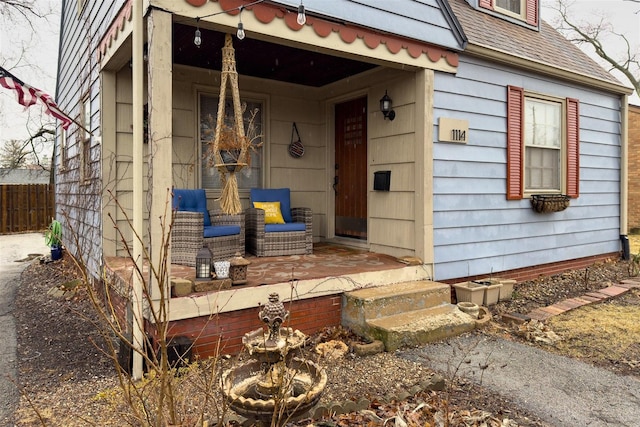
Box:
(0, 233), (48, 424)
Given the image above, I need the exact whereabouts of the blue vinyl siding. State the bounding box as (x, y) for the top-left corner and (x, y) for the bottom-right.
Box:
(272, 0), (464, 51)
(432, 55), (622, 280)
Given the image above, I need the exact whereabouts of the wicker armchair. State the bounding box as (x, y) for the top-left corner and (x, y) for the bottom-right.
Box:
(245, 188), (312, 257)
(171, 189), (245, 266)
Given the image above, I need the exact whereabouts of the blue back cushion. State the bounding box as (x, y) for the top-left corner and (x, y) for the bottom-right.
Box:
(250, 188), (292, 223)
(172, 189), (211, 226)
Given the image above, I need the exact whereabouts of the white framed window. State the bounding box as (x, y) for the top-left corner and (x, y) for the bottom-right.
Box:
(479, 0), (538, 26)
(80, 95), (91, 183)
(59, 126), (68, 170)
(495, 0), (524, 16)
(199, 93), (264, 190)
(524, 97), (563, 192)
(507, 85), (580, 200)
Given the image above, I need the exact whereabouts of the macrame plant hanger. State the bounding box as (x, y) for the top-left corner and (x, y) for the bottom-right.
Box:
(212, 34), (249, 214)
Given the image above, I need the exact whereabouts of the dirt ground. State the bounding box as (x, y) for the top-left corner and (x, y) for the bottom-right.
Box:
(7, 242), (640, 426)
(629, 233), (640, 255)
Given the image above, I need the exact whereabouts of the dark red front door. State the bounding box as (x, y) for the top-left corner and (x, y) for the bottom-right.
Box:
(334, 97), (367, 240)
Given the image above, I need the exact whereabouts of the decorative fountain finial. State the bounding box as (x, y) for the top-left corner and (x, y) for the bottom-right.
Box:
(222, 293), (327, 423)
(259, 292), (289, 344)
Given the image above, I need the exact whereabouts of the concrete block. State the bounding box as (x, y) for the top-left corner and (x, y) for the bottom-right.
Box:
(171, 277), (193, 297)
(193, 278), (232, 293)
(342, 280), (450, 337)
(501, 312), (530, 325)
(367, 304), (476, 351)
(352, 340), (385, 356)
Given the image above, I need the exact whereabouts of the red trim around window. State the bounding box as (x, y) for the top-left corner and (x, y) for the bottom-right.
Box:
(526, 0), (539, 26)
(480, 0), (539, 26)
(479, 0), (493, 9)
(506, 86), (580, 200)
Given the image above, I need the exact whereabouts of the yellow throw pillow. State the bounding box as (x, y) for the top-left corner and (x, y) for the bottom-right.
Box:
(253, 201), (285, 224)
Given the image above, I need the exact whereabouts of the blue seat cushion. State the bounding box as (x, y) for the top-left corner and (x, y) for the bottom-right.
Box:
(173, 189), (211, 226)
(204, 225), (241, 238)
(265, 222), (306, 233)
(250, 188), (292, 223)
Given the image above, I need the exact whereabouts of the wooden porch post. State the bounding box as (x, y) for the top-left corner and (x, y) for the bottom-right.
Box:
(131, 0), (145, 380)
(415, 68), (435, 276)
(147, 8), (173, 300)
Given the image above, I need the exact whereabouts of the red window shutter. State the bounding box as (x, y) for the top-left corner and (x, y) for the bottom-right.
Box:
(525, 0), (539, 26)
(479, 0), (493, 10)
(566, 98), (580, 198)
(506, 86), (524, 200)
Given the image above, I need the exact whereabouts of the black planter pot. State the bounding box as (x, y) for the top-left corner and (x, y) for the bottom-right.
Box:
(220, 149), (241, 172)
(51, 245), (62, 261)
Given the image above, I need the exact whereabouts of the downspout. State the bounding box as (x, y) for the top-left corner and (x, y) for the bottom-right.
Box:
(620, 94), (630, 260)
(131, 0), (145, 380)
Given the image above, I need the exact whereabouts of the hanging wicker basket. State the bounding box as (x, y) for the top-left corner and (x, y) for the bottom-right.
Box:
(215, 149), (247, 172)
(210, 34), (250, 215)
(530, 194), (570, 213)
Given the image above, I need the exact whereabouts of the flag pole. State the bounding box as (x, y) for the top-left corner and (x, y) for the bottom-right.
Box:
(55, 108), (94, 137)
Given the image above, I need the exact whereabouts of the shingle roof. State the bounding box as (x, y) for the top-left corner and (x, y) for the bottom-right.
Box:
(0, 169), (51, 185)
(447, 0), (625, 88)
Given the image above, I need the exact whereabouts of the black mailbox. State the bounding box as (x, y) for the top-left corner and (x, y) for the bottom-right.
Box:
(373, 170), (391, 191)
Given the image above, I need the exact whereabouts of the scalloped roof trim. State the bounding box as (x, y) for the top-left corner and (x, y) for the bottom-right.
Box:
(98, 0), (459, 68)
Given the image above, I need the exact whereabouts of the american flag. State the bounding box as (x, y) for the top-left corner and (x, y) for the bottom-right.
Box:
(0, 66), (73, 130)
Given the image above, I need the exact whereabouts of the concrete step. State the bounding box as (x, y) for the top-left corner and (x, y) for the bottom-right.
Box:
(366, 303), (477, 351)
(342, 280), (450, 332)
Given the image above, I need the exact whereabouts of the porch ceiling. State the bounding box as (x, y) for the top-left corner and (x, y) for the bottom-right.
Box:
(173, 23), (378, 87)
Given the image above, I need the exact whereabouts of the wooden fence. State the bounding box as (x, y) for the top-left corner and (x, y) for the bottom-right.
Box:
(0, 184), (54, 234)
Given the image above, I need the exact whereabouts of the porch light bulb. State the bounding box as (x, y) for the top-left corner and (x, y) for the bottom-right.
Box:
(237, 22), (245, 40)
(297, 3), (306, 25)
(194, 28), (202, 47)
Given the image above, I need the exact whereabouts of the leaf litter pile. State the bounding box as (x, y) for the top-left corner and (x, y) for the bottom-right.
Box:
(7, 247), (640, 426)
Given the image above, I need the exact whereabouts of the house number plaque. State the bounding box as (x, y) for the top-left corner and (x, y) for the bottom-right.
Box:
(438, 118), (469, 144)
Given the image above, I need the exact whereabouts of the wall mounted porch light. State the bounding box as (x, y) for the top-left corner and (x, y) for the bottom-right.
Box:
(380, 90), (395, 121)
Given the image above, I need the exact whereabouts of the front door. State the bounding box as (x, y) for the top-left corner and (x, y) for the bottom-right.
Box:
(334, 97), (367, 240)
